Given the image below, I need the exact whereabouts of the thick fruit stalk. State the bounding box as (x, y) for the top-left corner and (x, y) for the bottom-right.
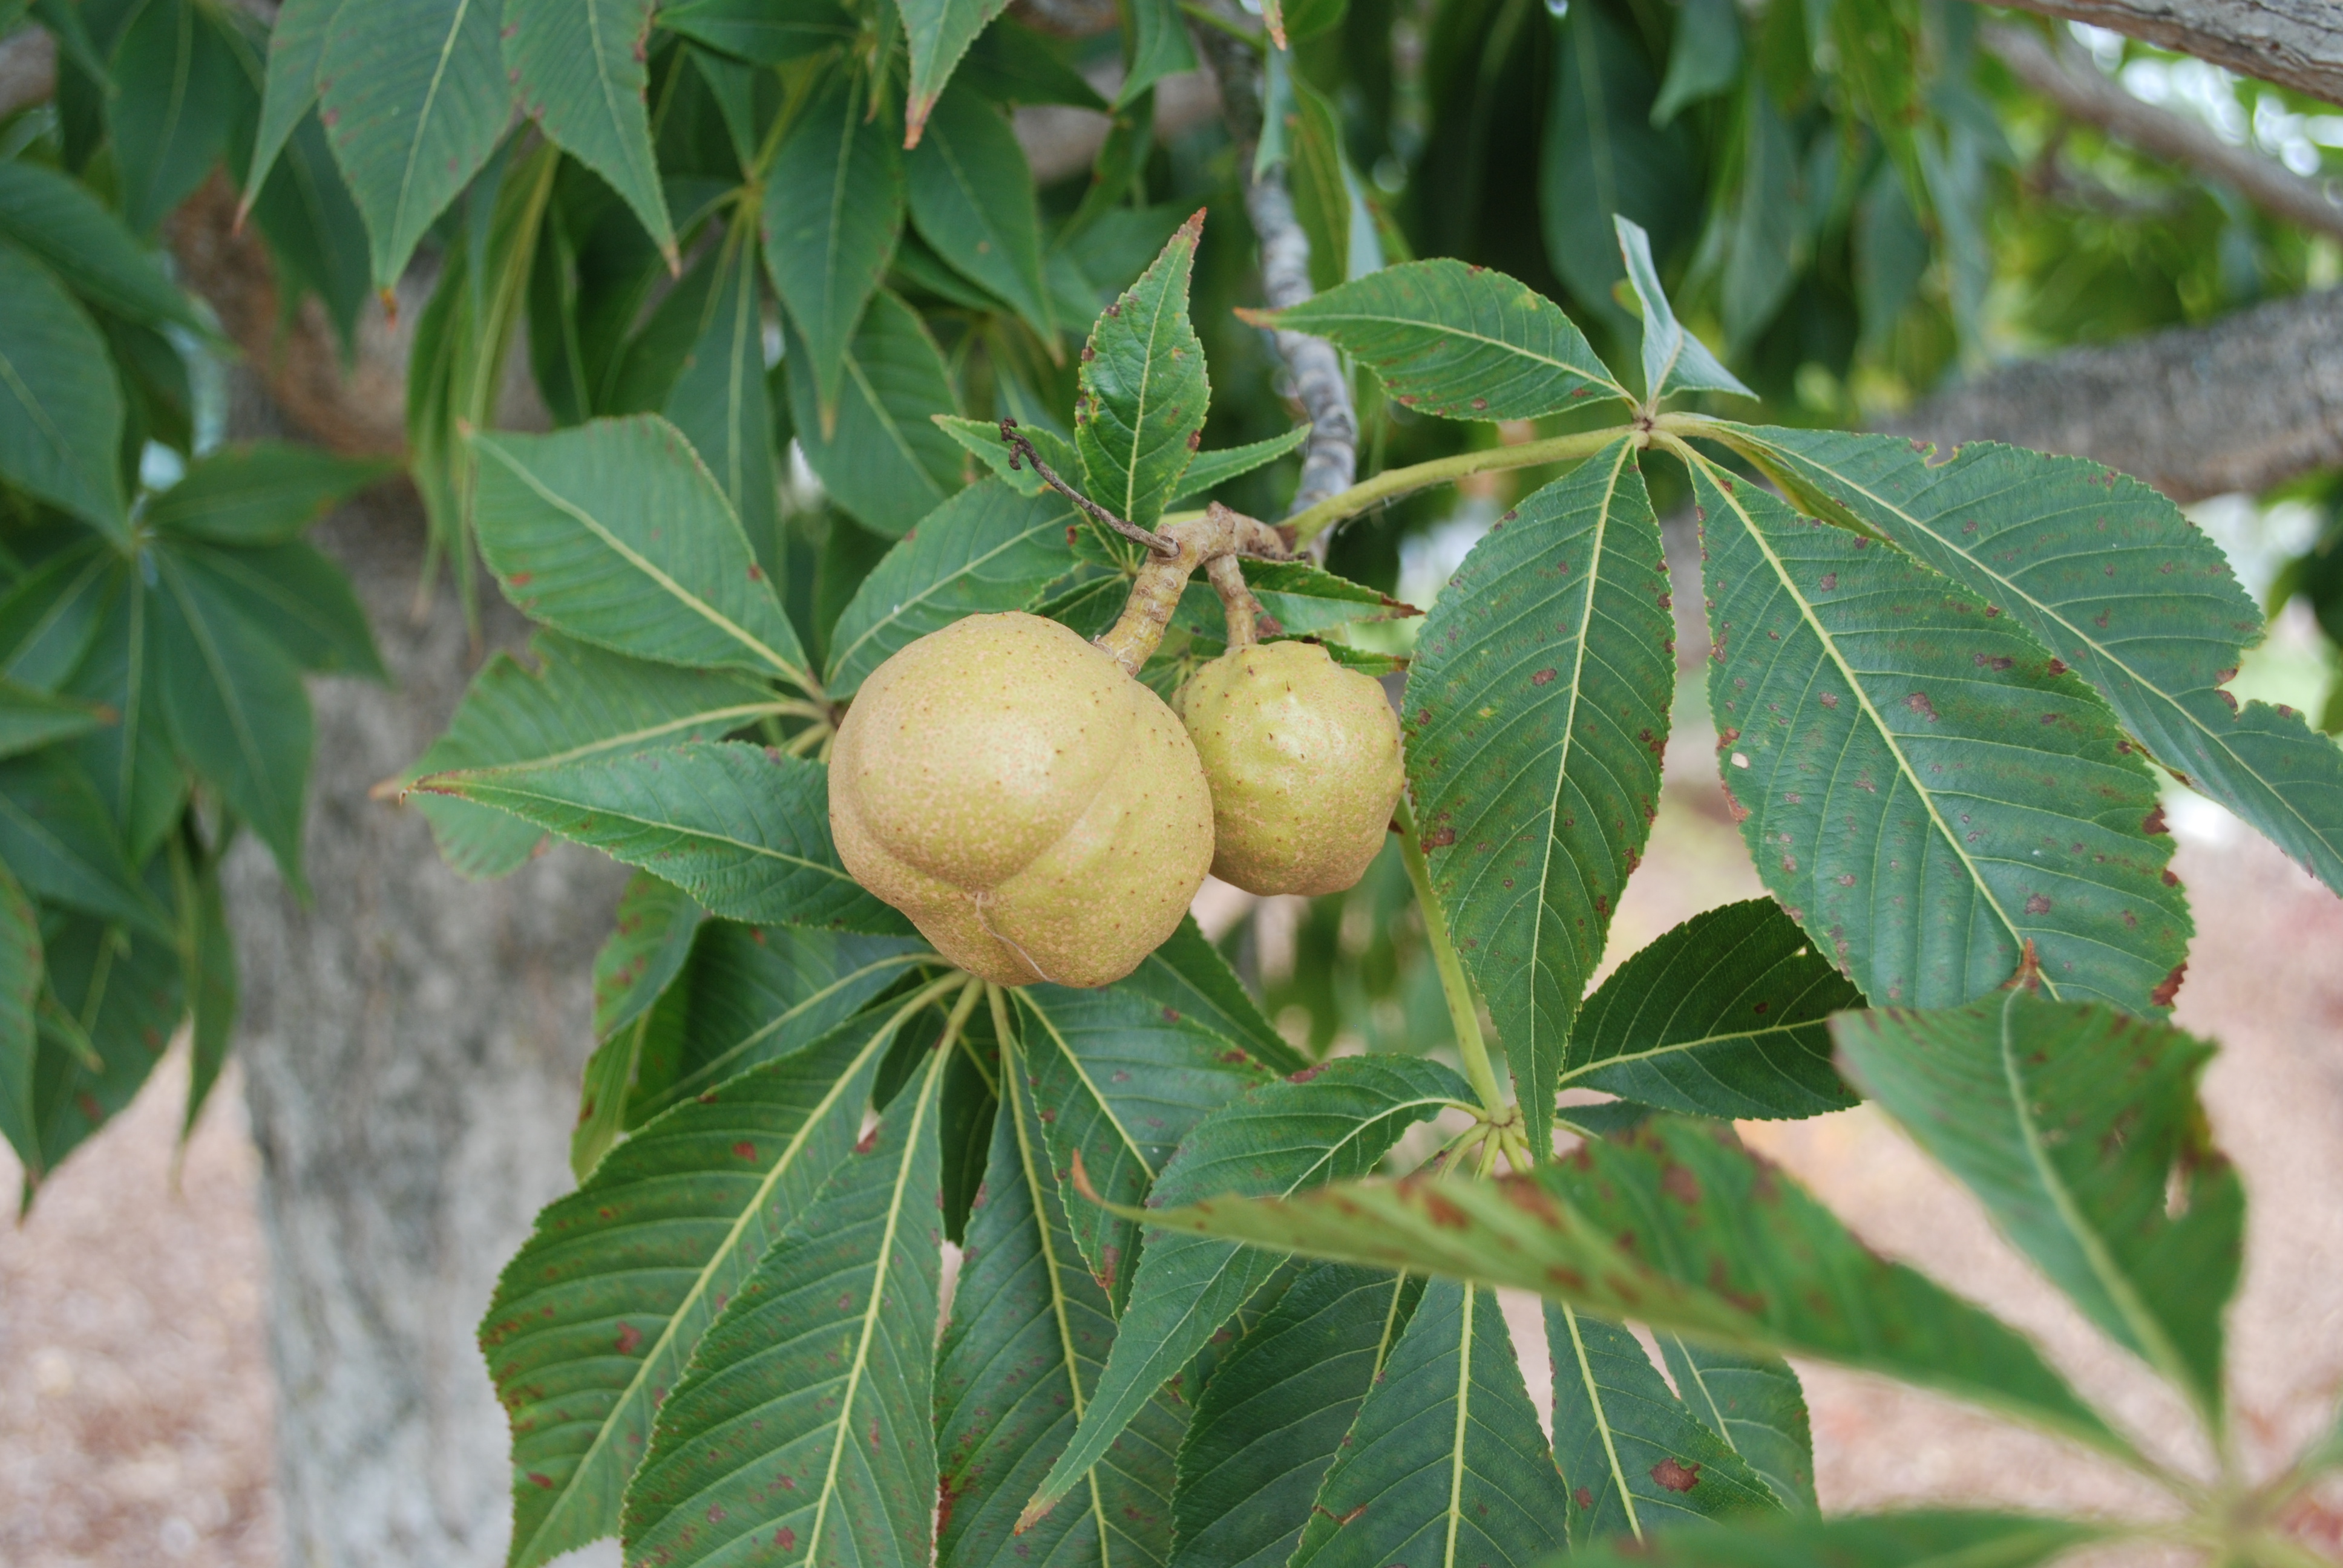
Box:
(1180, 639), (1403, 895)
(829, 612), (1214, 987)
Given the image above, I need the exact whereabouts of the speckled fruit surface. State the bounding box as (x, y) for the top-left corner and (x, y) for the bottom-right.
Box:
(829, 612), (1215, 987)
(1179, 639), (1403, 896)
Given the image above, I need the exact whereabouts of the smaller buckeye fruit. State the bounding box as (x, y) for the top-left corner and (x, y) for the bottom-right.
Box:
(830, 612), (1214, 987)
(1178, 639), (1403, 896)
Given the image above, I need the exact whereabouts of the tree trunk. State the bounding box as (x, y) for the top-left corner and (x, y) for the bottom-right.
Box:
(221, 379), (626, 1567)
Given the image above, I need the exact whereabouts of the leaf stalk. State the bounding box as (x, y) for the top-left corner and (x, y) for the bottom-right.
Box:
(1395, 793), (1508, 1121)
(1285, 425), (1633, 547)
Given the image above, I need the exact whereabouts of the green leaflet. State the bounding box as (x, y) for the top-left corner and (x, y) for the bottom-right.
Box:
(182, 851), (238, 1140)
(1075, 211), (1208, 532)
(590, 872), (704, 1043)
(0, 162), (200, 330)
(0, 243), (125, 538)
(1547, 1306), (1778, 1544)
(824, 480), (1081, 698)
(1653, 1335), (1816, 1512)
(1133, 1114), (2128, 1462)
(1023, 1055), (1470, 1527)
(897, 0), (1011, 143)
(241, 103), (375, 349)
(1257, 260), (1627, 420)
(482, 988), (936, 1568)
(661, 0), (857, 64)
(1687, 448), (2191, 1013)
(1170, 558), (1411, 643)
(144, 443), (392, 546)
(1285, 70), (1351, 293)
(1563, 899), (1860, 1121)
(1556, 1512), (2102, 1568)
(470, 415), (811, 687)
(503, 0), (675, 264)
(1014, 982), (1278, 1305)
(907, 83), (1054, 340)
(1118, 0), (1197, 106)
(785, 290), (965, 538)
(937, 1031), (1184, 1568)
(621, 1038), (951, 1568)
(0, 753), (169, 939)
(111, 0), (238, 237)
(1404, 439), (1672, 1158)
(1116, 915), (1305, 1076)
(663, 221), (781, 573)
(25, 912), (184, 1189)
(1650, 0), (1740, 125)
(1834, 993), (2243, 1422)
(1717, 422), (2343, 907)
(1168, 426), (1313, 506)
(0, 864), (40, 1171)
(0, 683), (108, 760)
(762, 71), (906, 425)
(412, 742), (911, 934)
(161, 540), (385, 680)
(1290, 1278), (1569, 1568)
(150, 547), (314, 890)
(1614, 218), (1751, 402)
(1543, 2), (1698, 327)
(934, 414), (1077, 497)
(61, 570), (180, 865)
(242, 0), (342, 206)
(1173, 1264), (1424, 1568)
(1720, 83), (1802, 353)
(316, 0), (514, 286)
(407, 633), (784, 880)
(0, 544), (114, 692)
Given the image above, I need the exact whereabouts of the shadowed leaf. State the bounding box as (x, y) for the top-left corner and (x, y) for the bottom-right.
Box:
(504, 0), (674, 264)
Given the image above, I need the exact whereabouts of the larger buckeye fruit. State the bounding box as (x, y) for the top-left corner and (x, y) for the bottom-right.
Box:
(829, 612), (1214, 987)
(1178, 639), (1403, 895)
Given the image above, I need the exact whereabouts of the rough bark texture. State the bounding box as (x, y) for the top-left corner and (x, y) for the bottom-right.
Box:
(1878, 286), (2343, 501)
(1996, 0), (2343, 106)
(1985, 24), (2343, 241)
(222, 380), (626, 1568)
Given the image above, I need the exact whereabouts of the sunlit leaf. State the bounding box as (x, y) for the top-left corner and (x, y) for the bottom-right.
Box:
(1075, 210), (1208, 531)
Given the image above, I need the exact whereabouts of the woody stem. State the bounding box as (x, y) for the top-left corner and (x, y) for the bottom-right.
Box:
(1093, 502), (1291, 676)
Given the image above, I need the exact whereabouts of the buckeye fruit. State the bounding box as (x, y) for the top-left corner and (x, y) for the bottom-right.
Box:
(829, 611), (1214, 987)
(1178, 638), (1403, 896)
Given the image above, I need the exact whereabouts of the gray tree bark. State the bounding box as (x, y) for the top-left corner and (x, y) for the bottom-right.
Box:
(1878, 286), (2343, 502)
(1994, 0), (2343, 106)
(218, 388), (625, 1566)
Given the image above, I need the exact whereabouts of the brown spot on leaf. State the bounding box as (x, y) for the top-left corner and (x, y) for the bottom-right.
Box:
(1651, 1459), (1701, 1493)
(1532, 668), (1558, 687)
(2025, 894), (2052, 915)
(1906, 691), (1939, 722)
(2151, 963), (2187, 1008)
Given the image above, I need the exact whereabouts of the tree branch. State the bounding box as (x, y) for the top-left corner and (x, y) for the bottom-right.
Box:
(1991, 0), (2343, 107)
(1985, 23), (2343, 241)
(1878, 286), (2343, 502)
(1183, 16), (1360, 538)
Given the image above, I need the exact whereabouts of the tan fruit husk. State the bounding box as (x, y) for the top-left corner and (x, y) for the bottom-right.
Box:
(1179, 639), (1403, 896)
(829, 612), (1214, 987)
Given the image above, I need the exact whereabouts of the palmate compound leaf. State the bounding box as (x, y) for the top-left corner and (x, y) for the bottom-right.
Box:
(937, 1017), (1185, 1568)
(1563, 1513), (2102, 1568)
(405, 633), (786, 880)
(1683, 447), (2192, 1014)
(1129, 1114), (2130, 1463)
(1012, 983), (1279, 1307)
(1173, 1264), (1426, 1568)
(0, 753), (171, 940)
(482, 979), (956, 1568)
(1242, 260), (1629, 421)
(413, 742), (911, 935)
(1833, 993), (2243, 1421)
(1653, 1334), (1816, 1512)
(1562, 899), (1861, 1120)
(1021, 1056), (1472, 1528)
(1288, 1277), (1570, 1568)
(316, 0), (514, 285)
(1405, 438), (1673, 1159)
(621, 1031), (953, 1568)
(1545, 1306), (1779, 1545)
(824, 480), (1082, 699)
(1717, 422), (2343, 907)
(1075, 210), (1208, 532)
(503, 0), (675, 267)
(470, 416), (812, 688)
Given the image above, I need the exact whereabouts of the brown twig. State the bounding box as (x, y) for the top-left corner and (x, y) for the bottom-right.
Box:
(1093, 501), (1293, 675)
(999, 420), (1180, 558)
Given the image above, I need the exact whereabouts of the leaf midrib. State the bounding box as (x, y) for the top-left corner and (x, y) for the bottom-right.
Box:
(389, 0), (479, 269)
(444, 769), (855, 884)
(1558, 1301), (1642, 1540)
(472, 436), (805, 685)
(1689, 448), (2053, 1001)
(1290, 308), (1617, 397)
